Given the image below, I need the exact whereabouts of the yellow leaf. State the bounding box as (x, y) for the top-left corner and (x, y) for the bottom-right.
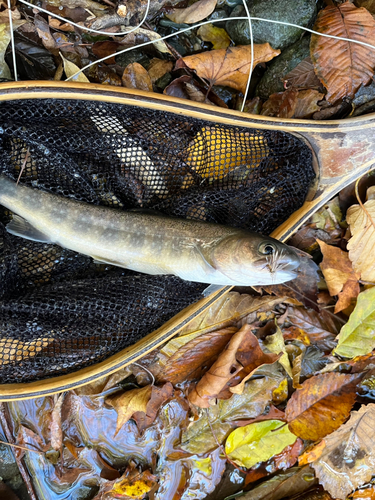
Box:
(333, 287), (375, 358)
(197, 23), (231, 50)
(60, 53), (89, 83)
(347, 198), (375, 282)
(225, 420), (297, 469)
(264, 323), (293, 378)
(111, 469), (156, 499)
(106, 385), (152, 435)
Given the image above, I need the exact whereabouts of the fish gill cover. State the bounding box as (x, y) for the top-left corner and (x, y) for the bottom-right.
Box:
(0, 98), (314, 384)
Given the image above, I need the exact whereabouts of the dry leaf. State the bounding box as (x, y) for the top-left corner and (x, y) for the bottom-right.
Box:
(346, 197), (375, 282)
(60, 53), (89, 83)
(285, 372), (359, 441)
(132, 383), (173, 433)
(311, 2), (375, 103)
(197, 23), (231, 50)
(311, 404), (375, 499)
(122, 62), (153, 92)
(178, 44), (280, 94)
(167, 0), (217, 24)
(263, 323), (293, 378)
(318, 239), (360, 313)
(284, 57), (322, 89)
(188, 325), (250, 407)
(121, 27), (172, 55)
(106, 385), (152, 435)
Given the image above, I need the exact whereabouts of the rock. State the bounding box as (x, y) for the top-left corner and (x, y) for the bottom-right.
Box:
(226, 0), (316, 50)
(256, 36), (311, 99)
(115, 49), (150, 69)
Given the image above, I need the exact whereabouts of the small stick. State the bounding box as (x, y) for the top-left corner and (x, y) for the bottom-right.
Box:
(0, 438), (44, 455)
(16, 148), (30, 185)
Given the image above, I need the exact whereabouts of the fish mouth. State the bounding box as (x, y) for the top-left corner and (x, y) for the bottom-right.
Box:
(253, 252), (301, 275)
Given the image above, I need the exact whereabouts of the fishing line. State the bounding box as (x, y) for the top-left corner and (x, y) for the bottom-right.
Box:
(240, 0), (253, 112)
(7, 0), (18, 81)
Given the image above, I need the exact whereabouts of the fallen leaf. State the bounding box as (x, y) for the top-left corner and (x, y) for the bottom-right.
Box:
(351, 487), (375, 499)
(285, 372), (359, 441)
(0, 8), (25, 79)
(311, 404), (375, 500)
(157, 327), (237, 385)
(261, 89), (323, 118)
(106, 385), (152, 435)
(50, 393), (65, 451)
(311, 197), (344, 235)
(238, 465), (317, 500)
(299, 439), (327, 466)
(92, 41), (119, 64)
(346, 197), (375, 282)
(60, 53), (89, 82)
(188, 325), (250, 408)
(181, 376), (281, 454)
(318, 239), (360, 313)
(334, 287), (375, 358)
(147, 58), (173, 84)
(284, 57), (322, 90)
(167, 0), (217, 24)
(197, 23), (231, 50)
(311, 2), (375, 103)
(122, 62), (153, 92)
(178, 44), (280, 94)
(263, 323), (293, 378)
(232, 405), (286, 427)
(293, 90), (324, 118)
(284, 306), (339, 352)
(132, 382), (174, 433)
(225, 419), (297, 469)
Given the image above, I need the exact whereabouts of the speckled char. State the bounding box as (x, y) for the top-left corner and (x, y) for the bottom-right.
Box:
(0, 175), (300, 286)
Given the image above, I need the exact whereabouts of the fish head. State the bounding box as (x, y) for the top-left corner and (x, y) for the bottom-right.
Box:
(210, 234), (301, 286)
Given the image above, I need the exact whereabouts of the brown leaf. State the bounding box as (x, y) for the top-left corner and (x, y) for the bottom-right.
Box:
(188, 324), (251, 408)
(311, 404), (375, 499)
(157, 327), (237, 385)
(318, 239), (360, 313)
(50, 393), (65, 451)
(167, 0), (216, 24)
(232, 405), (286, 427)
(122, 62), (153, 92)
(285, 372), (359, 441)
(147, 58), (173, 84)
(178, 44), (280, 94)
(284, 306), (339, 352)
(92, 41), (119, 64)
(351, 487), (375, 499)
(284, 57), (322, 90)
(346, 197), (375, 282)
(311, 2), (375, 103)
(293, 90), (324, 118)
(262, 89), (323, 118)
(355, 0), (375, 14)
(106, 385), (152, 435)
(132, 383), (173, 433)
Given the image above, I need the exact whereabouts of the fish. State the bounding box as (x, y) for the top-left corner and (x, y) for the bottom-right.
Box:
(0, 174), (300, 287)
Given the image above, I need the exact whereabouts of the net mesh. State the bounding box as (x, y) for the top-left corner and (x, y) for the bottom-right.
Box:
(0, 98), (315, 384)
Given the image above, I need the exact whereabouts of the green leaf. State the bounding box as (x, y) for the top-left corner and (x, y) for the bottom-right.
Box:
(333, 287), (375, 358)
(225, 420), (297, 469)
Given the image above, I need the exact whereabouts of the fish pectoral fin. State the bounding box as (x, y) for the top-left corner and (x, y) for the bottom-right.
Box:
(91, 256), (124, 267)
(6, 216), (52, 243)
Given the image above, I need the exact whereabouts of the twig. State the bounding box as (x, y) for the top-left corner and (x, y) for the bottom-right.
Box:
(0, 438), (44, 455)
(16, 149), (29, 185)
(0, 403), (38, 500)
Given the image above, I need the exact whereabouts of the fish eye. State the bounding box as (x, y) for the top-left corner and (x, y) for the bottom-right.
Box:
(258, 242), (276, 255)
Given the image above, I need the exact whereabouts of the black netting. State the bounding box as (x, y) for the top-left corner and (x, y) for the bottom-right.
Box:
(0, 98), (315, 384)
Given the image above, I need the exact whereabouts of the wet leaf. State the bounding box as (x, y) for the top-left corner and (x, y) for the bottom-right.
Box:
(351, 487), (375, 499)
(197, 23), (231, 50)
(0, 7), (25, 79)
(311, 197), (343, 234)
(50, 393), (64, 451)
(285, 373), (359, 441)
(293, 90), (324, 118)
(188, 325), (250, 408)
(225, 419), (297, 469)
(311, 404), (375, 500)
(261, 89), (323, 118)
(106, 385), (152, 435)
(167, 0), (217, 24)
(284, 57), (321, 90)
(311, 2), (375, 103)
(284, 306), (339, 352)
(178, 44), (280, 94)
(157, 327), (237, 385)
(318, 239), (360, 313)
(334, 287), (375, 358)
(239, 465), (317, 500)
(264, 323), (293, 378)
(147, 58), (173, 84)
(122, 62), (153, 92)
(132, 382), (173, 433)
(346, 197), (375, 282)
(92, 41), (119, 64)
(61, 53), (89, 82)
(181, 376), (280, 454)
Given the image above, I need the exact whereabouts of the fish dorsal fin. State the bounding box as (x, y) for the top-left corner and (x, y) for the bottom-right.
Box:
(6, 216), (52, 243)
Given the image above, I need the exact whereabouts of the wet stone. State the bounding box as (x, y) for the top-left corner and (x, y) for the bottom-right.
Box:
(226, 0), (316, 50)
(256, 36), (311, 100)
